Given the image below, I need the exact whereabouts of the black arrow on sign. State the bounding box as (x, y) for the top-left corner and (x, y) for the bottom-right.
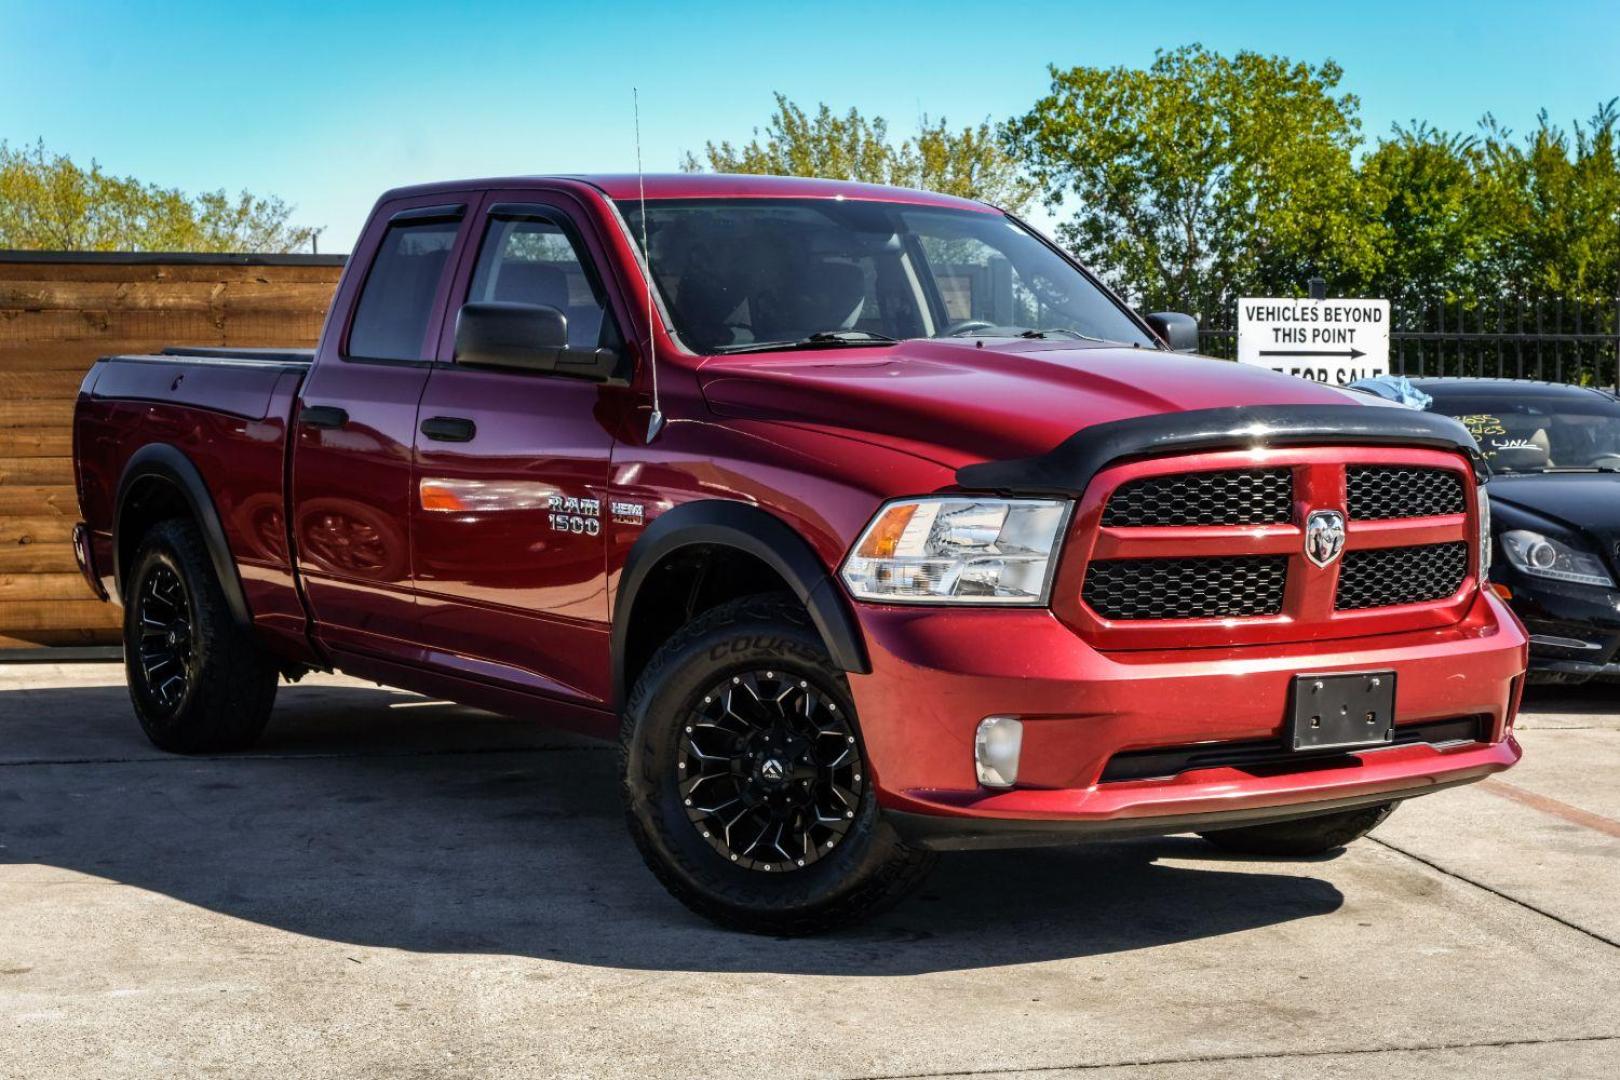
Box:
(1259, 348), (1368, 359)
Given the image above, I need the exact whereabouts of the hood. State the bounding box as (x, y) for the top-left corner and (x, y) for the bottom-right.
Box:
(698, 338), (1380, 466)
(1486, 472), (1620, 536)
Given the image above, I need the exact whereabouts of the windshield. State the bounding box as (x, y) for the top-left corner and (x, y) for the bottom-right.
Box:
(1426, 390), (1620, 472)
(618, 198), (1156, 355)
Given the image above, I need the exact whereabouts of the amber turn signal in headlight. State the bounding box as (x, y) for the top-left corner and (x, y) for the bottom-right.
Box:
(840, 497), (1070, 604)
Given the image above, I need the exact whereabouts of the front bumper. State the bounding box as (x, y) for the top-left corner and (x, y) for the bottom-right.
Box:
(847, 589), (1527, 849)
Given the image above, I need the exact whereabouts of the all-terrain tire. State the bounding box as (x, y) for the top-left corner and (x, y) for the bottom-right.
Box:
(1198, 802), (1398, 856)
(123, 518), (277, 753)
(620, 593), (936, 934)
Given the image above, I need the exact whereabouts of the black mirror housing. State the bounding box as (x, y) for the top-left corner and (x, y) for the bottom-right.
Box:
(1143, 311), (1201, 354)
(453, 301), (622, 381)
(455, 301), (568, 371)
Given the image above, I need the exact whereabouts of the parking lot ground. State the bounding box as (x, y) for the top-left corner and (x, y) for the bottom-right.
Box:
(2, 663), (1617, 1079)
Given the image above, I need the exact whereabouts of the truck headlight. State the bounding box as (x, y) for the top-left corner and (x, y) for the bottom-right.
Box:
(1500, 529), (1614, 588)
(840, 497), (1070, 604)
(1478, 489), (1491, 578)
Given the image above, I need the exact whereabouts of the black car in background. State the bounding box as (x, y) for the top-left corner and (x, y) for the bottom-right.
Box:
(1411, 379), (1620, 682)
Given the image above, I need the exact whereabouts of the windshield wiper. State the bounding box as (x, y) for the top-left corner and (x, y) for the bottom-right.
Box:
(1017, 327), (1107, 343)
(715, 330), (900, 355)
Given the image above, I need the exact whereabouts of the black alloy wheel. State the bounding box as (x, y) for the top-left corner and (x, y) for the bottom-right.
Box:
(134, 561), (195, 713)
(678, 669), (864, 872)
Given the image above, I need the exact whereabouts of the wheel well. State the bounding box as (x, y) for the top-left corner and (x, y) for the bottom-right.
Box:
(620, 544), (803, 697)
(116, 476), (192, 594)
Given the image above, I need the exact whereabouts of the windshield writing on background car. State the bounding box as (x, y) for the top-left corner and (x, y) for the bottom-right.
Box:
(1429, 395), (1620, 472)
(618, 199), (1155, 355)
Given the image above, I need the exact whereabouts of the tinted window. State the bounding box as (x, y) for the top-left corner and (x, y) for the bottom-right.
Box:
(1426, 389), (1620, 472)
(619, 198), (1154, 354)
(347, 219), (460, 361)
(468, 217), (615, 351)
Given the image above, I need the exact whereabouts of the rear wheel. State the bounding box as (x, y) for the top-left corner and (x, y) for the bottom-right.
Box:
(620, 594), (935, 934)
(1198, 802), (1398, 856)
(124, 519), (277, 753)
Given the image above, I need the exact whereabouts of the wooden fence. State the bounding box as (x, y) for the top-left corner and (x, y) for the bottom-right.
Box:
(0, 252), (345, 649)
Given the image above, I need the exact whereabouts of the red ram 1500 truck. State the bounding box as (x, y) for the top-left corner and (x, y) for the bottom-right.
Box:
(71, 174), (1527, 932)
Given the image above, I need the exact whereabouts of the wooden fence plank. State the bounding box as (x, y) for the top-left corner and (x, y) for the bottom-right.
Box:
(0, 400), (76, 429)
(0, 573), (96, 601)
(0, 431), (73, 457)
(0, 542), (78, 573)
(0, 485), (77, 515)
(0, 598), (120, 632)
(1, 516), (79, 543)
(0, 457), (75, 484)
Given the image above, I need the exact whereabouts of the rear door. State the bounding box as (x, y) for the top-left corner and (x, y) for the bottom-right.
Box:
(408, 192), (633, 706)
(291, 195), (475, 659)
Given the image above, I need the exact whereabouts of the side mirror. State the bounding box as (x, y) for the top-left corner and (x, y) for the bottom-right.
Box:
(1143, 311), (1201, 354)
(453, 301), (623, 381)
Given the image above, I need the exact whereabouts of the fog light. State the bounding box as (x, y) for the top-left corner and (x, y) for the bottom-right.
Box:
(975, 716), (1023, 788)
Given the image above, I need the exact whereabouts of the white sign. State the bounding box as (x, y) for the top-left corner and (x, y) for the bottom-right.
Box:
(1236, 297), (1390, 385)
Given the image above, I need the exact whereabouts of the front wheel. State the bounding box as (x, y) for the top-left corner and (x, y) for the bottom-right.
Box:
(1198, 802), (1398, 856)
(619, 594), (935, 934)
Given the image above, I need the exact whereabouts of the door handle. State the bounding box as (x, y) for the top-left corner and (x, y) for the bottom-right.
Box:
(420, 416), (477, 442)
(298, 404), (349, 430)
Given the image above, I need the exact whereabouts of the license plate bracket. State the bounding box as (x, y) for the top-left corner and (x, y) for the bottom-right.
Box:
(1290, 671), (1396, 751)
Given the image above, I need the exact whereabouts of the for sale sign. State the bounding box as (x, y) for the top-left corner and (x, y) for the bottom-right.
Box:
(1236, 298), (1390, 385)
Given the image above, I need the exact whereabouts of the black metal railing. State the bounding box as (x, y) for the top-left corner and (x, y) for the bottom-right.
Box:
(1196, 295), (1620, 391)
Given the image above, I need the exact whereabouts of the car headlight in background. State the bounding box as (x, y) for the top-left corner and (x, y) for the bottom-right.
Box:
(1500, 529), (1615, 588)
(840, 497), (1070, 604)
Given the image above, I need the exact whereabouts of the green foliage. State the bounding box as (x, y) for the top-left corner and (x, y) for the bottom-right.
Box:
(1003, 47), (1619, 313)
(681, 93), (1036, 213)
(0, 139), (321, 253)
(1004, 45), (1376, 316)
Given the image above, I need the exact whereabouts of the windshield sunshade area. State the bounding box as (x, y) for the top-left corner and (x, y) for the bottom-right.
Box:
(618, 198), (1156, 355)
(1427, 392), (1620, 472)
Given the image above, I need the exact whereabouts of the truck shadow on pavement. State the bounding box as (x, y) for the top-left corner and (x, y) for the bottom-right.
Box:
(1, 677), (1348, 976)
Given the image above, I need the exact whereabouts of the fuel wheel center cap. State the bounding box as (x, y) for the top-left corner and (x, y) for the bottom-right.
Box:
(759, 757), (786, 782)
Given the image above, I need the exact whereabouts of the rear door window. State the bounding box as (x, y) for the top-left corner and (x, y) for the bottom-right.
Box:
(347, 217), (461, 361)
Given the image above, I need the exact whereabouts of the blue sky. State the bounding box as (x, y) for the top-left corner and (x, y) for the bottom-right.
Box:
(3, 0), (1616, 251)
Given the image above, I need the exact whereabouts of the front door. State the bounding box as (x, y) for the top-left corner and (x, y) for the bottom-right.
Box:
(409, 194), (631, 707)
(291, 197), (474, 660)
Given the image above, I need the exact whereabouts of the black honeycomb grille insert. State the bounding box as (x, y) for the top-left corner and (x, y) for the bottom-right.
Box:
(1334, 542), (1468, 610)
(1102, 469), (1293, 527)
(1083, 556), (1288, 620)
(1346, 466), (1465, 520)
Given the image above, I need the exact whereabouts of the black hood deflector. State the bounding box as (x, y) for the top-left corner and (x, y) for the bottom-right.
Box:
(956, 404), (1484, 496)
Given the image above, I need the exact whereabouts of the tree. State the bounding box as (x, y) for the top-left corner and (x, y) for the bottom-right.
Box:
(1474, 102), (1619, 302)
(1357, 125), (1493, 305)
(0, 140), (322, 253)
(1003, 45), (1377, 316)
(681, 94), (1035, 212)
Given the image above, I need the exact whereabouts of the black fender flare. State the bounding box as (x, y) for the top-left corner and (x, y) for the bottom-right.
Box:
(611, 500), (870, 707)
(114, 443), (254, 629)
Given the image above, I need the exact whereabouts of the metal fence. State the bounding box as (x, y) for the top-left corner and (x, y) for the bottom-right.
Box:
(1197, 295), (1620, 391)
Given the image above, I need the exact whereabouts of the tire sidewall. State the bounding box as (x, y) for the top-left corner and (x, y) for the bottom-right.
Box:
(624, 604), (894, 921)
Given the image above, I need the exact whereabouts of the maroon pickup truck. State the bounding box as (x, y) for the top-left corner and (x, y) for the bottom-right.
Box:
(72, 174), (1527, 932)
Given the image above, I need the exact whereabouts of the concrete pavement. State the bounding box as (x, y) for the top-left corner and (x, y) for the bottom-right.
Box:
(2, 664), (1616, 1078)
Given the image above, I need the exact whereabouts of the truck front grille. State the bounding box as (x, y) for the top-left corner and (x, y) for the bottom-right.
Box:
(1074, 449), (1477, 642)
(1082, 556), (1288, 620)
(1346, 466), (1465, 519)
(1334, 541), (1469, 610)
(1101, 468), (1293, 527)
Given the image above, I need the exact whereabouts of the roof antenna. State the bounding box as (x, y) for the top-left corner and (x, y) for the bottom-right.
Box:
(634, 88), (664, 442)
